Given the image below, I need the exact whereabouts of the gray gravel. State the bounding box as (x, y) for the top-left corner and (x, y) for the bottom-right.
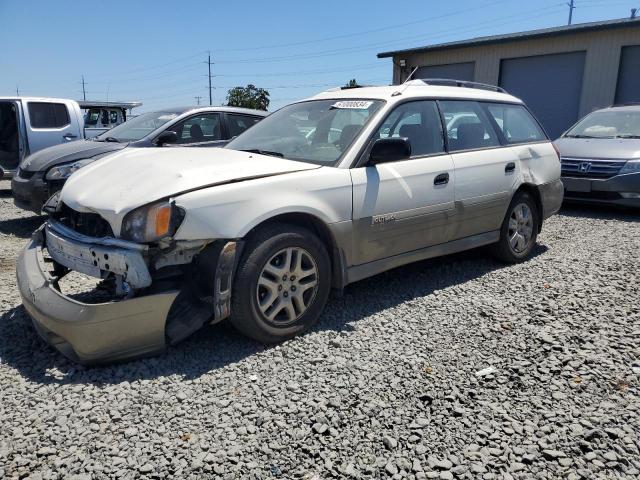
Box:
(1, 178), (639, 479)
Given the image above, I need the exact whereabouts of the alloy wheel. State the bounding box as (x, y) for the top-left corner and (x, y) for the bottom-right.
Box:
(256, 247), (319, 326)
(508, 203), (534, 254)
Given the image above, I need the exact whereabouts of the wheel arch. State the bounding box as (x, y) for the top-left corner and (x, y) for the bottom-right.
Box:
(244, 212), (348, 290)
(512, 183), (544, 232)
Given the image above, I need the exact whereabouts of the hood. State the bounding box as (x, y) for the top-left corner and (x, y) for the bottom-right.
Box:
(61, 147), (321, 225)
(20, 140), (127, 172)
(554, 137), (640, 160)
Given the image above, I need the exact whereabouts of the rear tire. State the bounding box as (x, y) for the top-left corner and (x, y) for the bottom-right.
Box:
(230, 223), (331, 343)
(491, 191), (539, 263)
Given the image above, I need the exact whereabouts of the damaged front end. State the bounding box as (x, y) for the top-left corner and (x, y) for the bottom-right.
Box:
(16, 203), (241, 364)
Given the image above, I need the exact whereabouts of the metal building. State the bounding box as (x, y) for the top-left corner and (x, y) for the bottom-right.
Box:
(377, 17), (640, 139)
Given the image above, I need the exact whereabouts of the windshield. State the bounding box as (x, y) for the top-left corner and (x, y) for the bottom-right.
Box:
(95, 111), (179, 142)
(226, 99), (384, 165)
(565, 109), (640, 138)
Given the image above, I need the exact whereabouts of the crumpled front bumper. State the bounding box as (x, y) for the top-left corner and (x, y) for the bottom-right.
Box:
(16, 228), (179, 364)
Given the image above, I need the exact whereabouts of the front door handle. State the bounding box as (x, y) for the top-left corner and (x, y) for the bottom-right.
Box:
(434, 172), (449, 185)
(505, 162), (516, 173)
(63, 133), (78, 141)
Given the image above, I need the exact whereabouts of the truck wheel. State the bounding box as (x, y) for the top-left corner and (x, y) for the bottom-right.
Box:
(491, 191), (539, 263)
(230, 223), (331, 343)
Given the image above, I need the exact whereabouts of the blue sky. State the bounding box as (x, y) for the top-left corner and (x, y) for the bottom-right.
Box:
(0, 0), (637, 112)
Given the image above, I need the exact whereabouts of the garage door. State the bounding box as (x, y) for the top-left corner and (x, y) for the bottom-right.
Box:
(415, 62), (475, 82)
(499, 51), (586, 139)
(615, 45), (640, 104)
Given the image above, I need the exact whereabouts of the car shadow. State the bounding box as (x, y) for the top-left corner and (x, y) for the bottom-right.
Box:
(0, 243), (549, 385)
(559, 202), (640, 222)
(0, 215), (45, 238)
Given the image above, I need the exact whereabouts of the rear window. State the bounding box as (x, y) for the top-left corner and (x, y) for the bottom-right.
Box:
(485, 103), (547, 144)
(28, 102), (70, 129)
(227, 114), (262, 138)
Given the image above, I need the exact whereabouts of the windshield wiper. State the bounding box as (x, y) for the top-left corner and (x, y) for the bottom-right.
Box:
(239, 148), (284, 158)
(103, 136), (120, 143)
(615, 134), (640, 139)
(564, 134), (600, 139)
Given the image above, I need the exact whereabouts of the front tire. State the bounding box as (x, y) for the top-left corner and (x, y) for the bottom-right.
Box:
(230, 223), (331, 343)
(491, 191), (539, 263)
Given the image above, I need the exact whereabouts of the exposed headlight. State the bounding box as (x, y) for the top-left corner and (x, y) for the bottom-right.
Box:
(45, 159), (94, 180)
(619, 159), (640, 175)
(121, 201), (185, 243)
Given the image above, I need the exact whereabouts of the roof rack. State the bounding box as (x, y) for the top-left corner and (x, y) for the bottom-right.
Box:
(407, 78), (507, 93)
(610, 101), (640, 107)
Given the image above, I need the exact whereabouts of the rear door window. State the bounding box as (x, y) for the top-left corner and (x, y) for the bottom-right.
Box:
(439, 100), (500, 152)
(170, 113), (222, 144)
(227, 114), (263, 138)
(28, 102), (70, 128)
(485, 103), (547, 144)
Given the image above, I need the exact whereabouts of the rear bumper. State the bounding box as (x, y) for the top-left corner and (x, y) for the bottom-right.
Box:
(539, 179), (564, 219)
(562, 172), (640, 207)
(16, 227), (179, 364)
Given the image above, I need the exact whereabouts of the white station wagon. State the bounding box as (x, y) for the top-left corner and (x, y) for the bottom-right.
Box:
(17, 80), (563, 363)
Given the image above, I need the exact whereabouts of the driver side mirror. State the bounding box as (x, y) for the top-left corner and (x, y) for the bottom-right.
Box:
(369, 137), (411, 165)
(156, 130), (178, 146)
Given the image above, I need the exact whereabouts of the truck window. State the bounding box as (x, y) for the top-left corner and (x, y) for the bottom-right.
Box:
(28, 102), (70, 129)
(85, 108), (100, 126)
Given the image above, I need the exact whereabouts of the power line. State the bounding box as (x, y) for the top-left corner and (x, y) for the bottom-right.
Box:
(213, 4), (567, 65)
(216, 0), (514, 52)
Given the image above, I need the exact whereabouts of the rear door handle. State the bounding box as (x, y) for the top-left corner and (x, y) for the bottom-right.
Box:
(63, 133), (78, 140)
(505, 162), (516, 173)
(434, 172), (449, 185)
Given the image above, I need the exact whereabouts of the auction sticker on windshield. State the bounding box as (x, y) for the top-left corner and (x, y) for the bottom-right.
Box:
(331, 101), (374, 109)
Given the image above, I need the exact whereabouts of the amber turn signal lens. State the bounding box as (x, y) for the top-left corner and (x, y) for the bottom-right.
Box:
(155, 204), (172, 237)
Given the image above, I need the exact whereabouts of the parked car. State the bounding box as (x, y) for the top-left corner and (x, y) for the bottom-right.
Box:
(0, 97), (139, 179)
(17, 79), (563, 363)
(555, 104), (640, 207)
(11, 106), (267, 213)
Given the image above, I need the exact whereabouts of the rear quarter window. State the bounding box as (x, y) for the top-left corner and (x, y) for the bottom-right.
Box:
(485, 103), (547, 144)
(28, 102), (70, 129)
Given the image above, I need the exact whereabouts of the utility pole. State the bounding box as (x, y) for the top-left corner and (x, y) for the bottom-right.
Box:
(81, 75), (87, 101)
(567, 0), (575, 25)
(194, 96), (202, 105)
(16, 85), (19, 96)
(207, 52), (213, 106)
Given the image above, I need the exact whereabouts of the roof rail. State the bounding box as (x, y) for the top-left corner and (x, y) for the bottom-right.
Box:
(610, 101), (640, 107)
(408, 78), (507, 93)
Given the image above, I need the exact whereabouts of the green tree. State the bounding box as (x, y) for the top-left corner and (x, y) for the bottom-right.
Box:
(225, 84), (270, 111)
(345, 79), (360, 88)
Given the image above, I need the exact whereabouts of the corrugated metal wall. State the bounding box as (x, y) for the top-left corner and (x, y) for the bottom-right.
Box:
(391, 25), (640, 117)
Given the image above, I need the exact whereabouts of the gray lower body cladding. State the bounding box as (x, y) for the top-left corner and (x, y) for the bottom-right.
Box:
(16, 224), (239, 364)
(538, 179), (565, 219)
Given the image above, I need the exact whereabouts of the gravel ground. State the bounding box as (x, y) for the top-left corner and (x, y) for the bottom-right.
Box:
(0, 178), (639, 480)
